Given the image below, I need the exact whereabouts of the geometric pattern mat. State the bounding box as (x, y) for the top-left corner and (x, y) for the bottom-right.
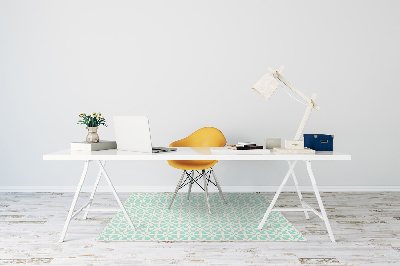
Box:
(97, 192), (306, 241)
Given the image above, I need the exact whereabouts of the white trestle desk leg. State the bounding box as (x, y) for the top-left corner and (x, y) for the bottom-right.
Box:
(83, 161), (106, 219)
(306, 160), (336, 242)
(97, 160), (136, 231)
(287, 160), (309, 220)
(59, 160), (89, 243)
(257, 160), (297, 230)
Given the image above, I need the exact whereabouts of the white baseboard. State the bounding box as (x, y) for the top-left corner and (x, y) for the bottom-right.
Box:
(1, 186), (400, 192)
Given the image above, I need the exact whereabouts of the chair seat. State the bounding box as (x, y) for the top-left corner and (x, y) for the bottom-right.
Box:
(167, 160), (218, 170)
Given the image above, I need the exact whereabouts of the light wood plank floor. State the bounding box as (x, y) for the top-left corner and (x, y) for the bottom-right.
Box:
(0, 192), (399, 265)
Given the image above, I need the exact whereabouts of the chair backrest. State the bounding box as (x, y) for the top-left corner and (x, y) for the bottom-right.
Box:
(170, 127), (226, 148)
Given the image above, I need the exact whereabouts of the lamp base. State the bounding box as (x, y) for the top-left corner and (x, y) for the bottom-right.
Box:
(273, 147), (315, 154)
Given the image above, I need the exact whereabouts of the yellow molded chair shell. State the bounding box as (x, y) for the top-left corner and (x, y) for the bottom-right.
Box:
(168, 127), (226, 170)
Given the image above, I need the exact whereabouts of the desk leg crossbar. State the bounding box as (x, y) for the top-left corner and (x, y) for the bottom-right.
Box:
(59, 160), (136, 242)
(257, 160), (336, 242)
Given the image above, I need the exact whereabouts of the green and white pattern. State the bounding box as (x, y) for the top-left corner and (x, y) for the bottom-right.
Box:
(97, 193), (306, 241)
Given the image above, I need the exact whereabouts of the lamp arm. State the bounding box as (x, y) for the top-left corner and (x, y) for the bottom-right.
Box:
(265, 66), (320, 141)
(273, 72), (320, 111)
(294, 93), (317, 140)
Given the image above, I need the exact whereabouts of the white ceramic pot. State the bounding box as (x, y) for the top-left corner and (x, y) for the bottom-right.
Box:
(86, 127), (99, 143)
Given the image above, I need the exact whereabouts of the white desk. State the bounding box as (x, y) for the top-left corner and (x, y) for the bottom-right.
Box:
(43, 148), (351, 242)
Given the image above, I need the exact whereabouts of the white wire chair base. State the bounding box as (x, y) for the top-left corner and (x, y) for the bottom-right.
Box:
(168, 168), (227, 214)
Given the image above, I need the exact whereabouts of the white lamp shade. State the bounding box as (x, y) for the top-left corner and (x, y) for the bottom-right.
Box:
(252, 73), (280, 101)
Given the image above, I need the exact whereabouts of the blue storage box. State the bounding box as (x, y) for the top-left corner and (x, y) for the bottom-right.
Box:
(304, 134), (334, 151)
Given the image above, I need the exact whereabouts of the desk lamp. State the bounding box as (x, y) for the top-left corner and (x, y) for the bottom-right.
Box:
(252, 66), (319, 154)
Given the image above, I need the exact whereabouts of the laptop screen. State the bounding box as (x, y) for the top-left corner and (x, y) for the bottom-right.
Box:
(113, 116), (153, 153)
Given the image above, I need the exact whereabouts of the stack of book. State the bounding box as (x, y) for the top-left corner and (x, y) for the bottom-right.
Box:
(70, 140), (117, 151)
(211, 142), (270, 155)
(227, 142), (263, 150)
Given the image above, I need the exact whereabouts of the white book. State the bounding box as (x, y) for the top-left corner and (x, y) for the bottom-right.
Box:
(211, 147), (270, 155)
(70, 140), (117, 151)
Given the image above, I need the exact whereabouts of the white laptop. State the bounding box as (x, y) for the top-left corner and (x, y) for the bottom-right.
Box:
(113, 116), (176, 153)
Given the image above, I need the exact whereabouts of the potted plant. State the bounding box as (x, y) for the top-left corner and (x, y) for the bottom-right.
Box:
(77, 112), (107, 143)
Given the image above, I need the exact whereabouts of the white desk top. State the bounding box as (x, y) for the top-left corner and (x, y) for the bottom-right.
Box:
(43, 147), (351, 161)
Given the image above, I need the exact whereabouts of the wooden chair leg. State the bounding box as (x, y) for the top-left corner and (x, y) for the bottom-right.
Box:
(169, 170), (186, 209)
(211, 168), (227, 204)
(187, 170), (193, 201)
(203, 169), (211, 214)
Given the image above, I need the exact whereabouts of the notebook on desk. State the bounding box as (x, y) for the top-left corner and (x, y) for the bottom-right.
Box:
(114, 116), (176, 153)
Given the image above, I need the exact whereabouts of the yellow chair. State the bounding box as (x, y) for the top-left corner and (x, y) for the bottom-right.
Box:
(168, 127), (227, 214)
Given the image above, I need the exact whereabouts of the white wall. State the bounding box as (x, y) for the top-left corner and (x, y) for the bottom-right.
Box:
(1, 0), (399, 190)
